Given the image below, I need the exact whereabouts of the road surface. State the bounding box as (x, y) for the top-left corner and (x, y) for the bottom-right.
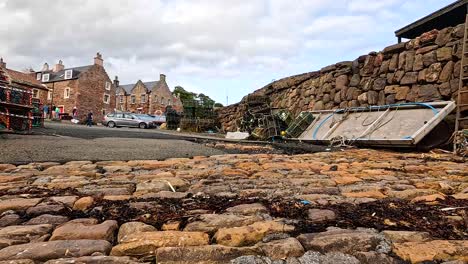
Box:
(0, 122), (226, 164)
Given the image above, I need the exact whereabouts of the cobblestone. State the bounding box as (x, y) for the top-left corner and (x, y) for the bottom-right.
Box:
(0, 149), (465, 263)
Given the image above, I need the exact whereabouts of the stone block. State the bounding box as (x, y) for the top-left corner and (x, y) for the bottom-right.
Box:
(388, 54), (398, 72)
(426, 63), (442, 83)
(439, 61), (454, 83)
(436, 47), (453, 61)
(400, 72), (418, 85)
(413, 54), (424, 71)
(372, 78), (386, 91)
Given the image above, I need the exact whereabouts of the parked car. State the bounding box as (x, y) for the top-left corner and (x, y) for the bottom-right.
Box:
(135, 114), (166, 125)
(102, 112), (156, 129)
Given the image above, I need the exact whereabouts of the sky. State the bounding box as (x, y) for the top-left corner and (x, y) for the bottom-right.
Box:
(0, 0), (455, 105)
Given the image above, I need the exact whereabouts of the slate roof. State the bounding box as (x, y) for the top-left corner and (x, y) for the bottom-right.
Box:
(40, 65), (93, 83)
(117, 81), (162, 94)
(4, 68), (48, 90)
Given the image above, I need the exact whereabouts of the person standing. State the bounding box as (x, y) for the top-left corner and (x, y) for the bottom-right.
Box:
(72, 107), (77, 119)
(51, 105), (56, 119)
(55, 106), (60, 120)
(43, 104), (49, 119)
(87, 111), (93, 127)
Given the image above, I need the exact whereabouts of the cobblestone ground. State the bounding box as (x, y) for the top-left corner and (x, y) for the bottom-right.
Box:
(0, 148), (466, 263)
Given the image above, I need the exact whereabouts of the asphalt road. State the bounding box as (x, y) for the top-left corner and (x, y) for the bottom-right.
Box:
(35, 121), (189, 140)
(0, 122), (226, 164)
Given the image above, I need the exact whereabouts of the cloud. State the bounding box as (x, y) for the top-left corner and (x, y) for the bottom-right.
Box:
(0, 0), (456, 104)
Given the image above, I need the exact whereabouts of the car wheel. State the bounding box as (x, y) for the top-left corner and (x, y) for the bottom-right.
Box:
(108, 121), (116, 128)
(139, 123), (147, 129)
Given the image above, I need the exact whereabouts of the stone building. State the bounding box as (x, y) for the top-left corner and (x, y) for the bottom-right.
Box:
(115, 74), (183, 114)
(218, 1), (468, 131)
(0, 58), (49, 103)
(36, 53), (116, 121)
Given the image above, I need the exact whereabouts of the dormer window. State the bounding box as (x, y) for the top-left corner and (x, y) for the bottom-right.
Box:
(42, 73), (50, 82)
(105, 82), (111, 91)
(64, 70), (72, 79)
(36, 73), (42, 80)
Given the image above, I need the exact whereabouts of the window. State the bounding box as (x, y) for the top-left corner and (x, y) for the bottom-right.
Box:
(168, 99), (171, 105)
(36, 73), (42, 81)
(42, 74), (50, 82)
(154, 95), (158, 102)
(64, 70), (72, 79)
(131, 95), (136, 104)
(105, 82), (111, 91)
(47, 91), (52, 100)
(119, 96), (124, 104)
(141, 94), (146, 103)
(32, 89), (39, 99)
(64, 88), (70, 99)
(161, 97), (165, 105)
(103, 94), (110, 104)
(116, 113), (124, 118)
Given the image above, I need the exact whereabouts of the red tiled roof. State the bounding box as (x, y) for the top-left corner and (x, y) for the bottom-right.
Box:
(4, 68), (48, 90)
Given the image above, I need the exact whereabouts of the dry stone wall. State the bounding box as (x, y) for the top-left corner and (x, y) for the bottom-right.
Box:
(218, 24), (464, 132)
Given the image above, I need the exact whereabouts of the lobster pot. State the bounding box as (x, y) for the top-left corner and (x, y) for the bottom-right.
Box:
(180, 118), (197, 131)
(9, 89), (32, 105)
(274, 109), (293, 126)
(0, 85), (6, 101)
(286, 112), (315, 138)
(32, 99), (44, 128)
(9, 115), (31, 131)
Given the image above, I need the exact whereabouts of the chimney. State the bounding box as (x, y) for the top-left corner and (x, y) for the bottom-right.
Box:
(113, 76), (120, 87)
(160, 73), (166, 82)
(53, 60), (65, 72)
(42, 63), (49, 71)
(94, 52), (103, 66)
(0, 58), (5, 68)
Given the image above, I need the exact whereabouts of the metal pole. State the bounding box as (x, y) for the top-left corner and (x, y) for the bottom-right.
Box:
(49, 82), (55, 119)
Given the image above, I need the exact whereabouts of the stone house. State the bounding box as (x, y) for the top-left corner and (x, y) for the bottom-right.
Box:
(115, 74), (183, 114)
(36, 53), (116, 121)
(0, 58), (49, 103)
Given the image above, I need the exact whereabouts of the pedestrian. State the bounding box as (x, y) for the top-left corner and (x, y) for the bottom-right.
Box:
(72, 107), (77, 119)
(55, 106), (60, 120)
(43, 104), (49, 119)
(87, 111), (93, 127)
(51, 105), (56, 119)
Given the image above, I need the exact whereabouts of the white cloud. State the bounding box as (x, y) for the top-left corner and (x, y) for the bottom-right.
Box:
(0, 0), (456, 104)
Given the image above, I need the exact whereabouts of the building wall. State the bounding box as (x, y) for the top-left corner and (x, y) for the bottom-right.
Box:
(127, 81), (149, 113)
(115, 87), (128, 111)
(75, 65), (116, 121)
(149, 80), (183, 114)
(218, 25), (464, 132)
(45, 79), (79, 115)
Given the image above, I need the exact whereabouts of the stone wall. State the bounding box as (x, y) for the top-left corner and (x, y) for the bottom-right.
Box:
(218, 24), (464, 132)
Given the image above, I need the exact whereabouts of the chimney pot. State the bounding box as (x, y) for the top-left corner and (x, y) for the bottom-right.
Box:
(114, 76), (120, 87)
(160, 73), (166, 82)
(94, 52), (103, 66)
(0, 58), (5, 68)
(53, 60), (65, 72)
(42, 63), (49, 71)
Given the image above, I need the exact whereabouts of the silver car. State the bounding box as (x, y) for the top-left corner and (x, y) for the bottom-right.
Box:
(102, 112), (155, 129)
